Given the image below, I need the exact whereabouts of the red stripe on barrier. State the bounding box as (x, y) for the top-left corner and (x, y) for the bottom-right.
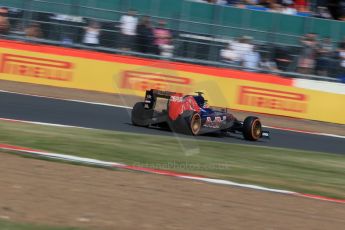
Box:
(0, 39), (293, 86)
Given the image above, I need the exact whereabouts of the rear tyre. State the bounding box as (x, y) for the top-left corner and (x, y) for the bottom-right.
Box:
(131, 102), (153, 127)
(189, 113), (201, 135)
(242, 116), (262, 141)
(170, 112), (201, 135)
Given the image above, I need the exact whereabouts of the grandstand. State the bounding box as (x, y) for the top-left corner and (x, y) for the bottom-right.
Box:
(1, 0), (344, 81)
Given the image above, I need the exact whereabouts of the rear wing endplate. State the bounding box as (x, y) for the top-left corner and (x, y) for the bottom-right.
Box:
(144, 89), (179, 109)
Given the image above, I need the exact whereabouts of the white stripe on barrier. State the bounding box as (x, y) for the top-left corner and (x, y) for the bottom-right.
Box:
(293, 78), (345, 95)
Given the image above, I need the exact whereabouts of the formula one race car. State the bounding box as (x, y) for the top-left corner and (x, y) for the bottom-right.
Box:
(132, 89), (269, 141)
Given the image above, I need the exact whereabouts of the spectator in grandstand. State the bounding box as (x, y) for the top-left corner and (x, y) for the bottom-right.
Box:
(327, 0), (345, 20)
(243, 0), (260, 5)
(260, 52), (278, 71)
(5, 8), (24, 35)
(193, 0), (243, 5)
(273, 46), (293, 71)
(315, 37), (334, 76)
(220, 36), (255, 67)
(281, 2), (298, 15)
(225, 0), (242, 5)
(153, 20), (174, 58)
(340, 1), (345, 21)
(258, 0), (273, 8)
(220, 40), (241, 65)
(0, 7), (10, 35)
(118, 10), (138, 51)
(294, 0), (309, 12)
(189, 0), (207, 2)
(336, 37), (345, 78)
(269, 3), (283, 13)
(220, 36), (248, 65)
(136, 16), (155, 54)
(204, 0), (219, 3)
(243, 45), (261, 71)
(211, 0), (229, 4)
(82, 21), (101, 46)
(237, 36), (254, 63)
(297, 33), (319, 74)
(25, 23), (43, 39)
(314, 6), (332, 19)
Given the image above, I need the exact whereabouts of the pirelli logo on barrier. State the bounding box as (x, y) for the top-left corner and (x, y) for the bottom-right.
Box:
(238, 86), (308, 113)
(0, 54), (74, 81)
(121, 71), (192, 93)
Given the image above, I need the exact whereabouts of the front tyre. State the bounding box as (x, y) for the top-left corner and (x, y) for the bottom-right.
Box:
(242, 116), (262, 141)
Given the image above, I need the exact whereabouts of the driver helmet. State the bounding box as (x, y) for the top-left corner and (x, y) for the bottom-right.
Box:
(194, 95), (205, 108)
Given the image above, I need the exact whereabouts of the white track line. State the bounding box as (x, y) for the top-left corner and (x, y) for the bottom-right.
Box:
(0, 89), (132, 109)
(1, 89), (344, 139)
(1, 143), (344, 204)
(263, 125), (345, 139)
(0, 117), (95, 130)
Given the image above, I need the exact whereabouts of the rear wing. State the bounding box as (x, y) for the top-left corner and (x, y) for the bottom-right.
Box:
(144, 89), (180, 109)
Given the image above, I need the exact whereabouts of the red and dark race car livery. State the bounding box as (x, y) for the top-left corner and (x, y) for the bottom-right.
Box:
(132, 89), (269, 141)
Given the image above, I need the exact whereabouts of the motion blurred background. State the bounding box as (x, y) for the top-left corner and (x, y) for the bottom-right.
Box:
(0, 2), (345, 229)
(1, 0), (344, 82)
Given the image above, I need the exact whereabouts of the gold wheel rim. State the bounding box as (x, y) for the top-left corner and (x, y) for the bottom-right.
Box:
(191, 114), (201, 134)
(252, 120), (261, 139)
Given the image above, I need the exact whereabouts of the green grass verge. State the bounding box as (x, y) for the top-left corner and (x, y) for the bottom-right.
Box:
(0, 219), (79, 230)
(0, 120), (344, 199)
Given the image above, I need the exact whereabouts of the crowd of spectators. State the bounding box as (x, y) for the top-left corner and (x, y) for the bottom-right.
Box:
(0, 7), (174, 58)
(117, 11), (174, 57)
(82, 10), (174, 57)
(220, 34), (345, 78)
(296, 33), (345, 77)
(192, 0), (345, 20)
(0, 6), (43, 39)
(0, 5), (344, 80)
(221, 36), (286, 72)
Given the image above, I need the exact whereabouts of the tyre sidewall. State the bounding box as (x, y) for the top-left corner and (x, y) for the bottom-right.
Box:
(242, 116), (262, 141)
(169, 111), (201, 135)
(131, 102), (153, 127)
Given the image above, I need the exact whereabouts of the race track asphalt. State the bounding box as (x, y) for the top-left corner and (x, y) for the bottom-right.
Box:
(0, 91), (344, 154)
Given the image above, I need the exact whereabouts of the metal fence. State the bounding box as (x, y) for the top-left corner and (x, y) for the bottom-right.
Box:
(1, 0), (344, 82)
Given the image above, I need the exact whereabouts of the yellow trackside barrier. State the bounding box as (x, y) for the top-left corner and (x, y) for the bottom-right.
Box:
(0, 41), (344, 124)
